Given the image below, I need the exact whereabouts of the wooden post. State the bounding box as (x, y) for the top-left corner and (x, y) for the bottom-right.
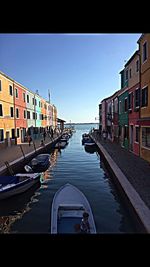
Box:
(33, 140), (37, 152)
(5, 161), (14, 176)
(20, 145), (26, 160)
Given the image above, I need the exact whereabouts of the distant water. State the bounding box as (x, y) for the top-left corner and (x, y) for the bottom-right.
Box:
(0, 123), (136, 233)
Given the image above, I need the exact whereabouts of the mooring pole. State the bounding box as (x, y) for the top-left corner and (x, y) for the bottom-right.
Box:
(20, 145), (26, 160)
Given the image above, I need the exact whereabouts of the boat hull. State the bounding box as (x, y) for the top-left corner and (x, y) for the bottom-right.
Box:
(51, 183), (96, 234)
(0, 173), (40, 200)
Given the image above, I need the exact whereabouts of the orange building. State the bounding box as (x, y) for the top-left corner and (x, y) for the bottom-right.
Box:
(137, 34), (150, 163)
(0, 72), (15, 148)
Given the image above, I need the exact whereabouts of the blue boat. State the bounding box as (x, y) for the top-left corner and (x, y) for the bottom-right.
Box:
(25, 154), (50, 173)
(0, 173), (41, 200)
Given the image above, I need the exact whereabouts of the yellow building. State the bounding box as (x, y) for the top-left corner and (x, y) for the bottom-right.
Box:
(0, 72), (15, 148)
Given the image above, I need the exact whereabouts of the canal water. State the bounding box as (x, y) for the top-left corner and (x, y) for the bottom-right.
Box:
(0, 124), (136, 233)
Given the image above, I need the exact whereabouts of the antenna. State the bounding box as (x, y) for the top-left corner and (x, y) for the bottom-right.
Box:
(48, 89), (50, 103)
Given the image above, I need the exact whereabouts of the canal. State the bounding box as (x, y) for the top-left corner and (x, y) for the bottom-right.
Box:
(0, 124), (137, 233)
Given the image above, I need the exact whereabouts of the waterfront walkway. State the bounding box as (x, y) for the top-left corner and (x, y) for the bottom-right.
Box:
(0, 133), (58, 169)
(91, 131), (150, 210)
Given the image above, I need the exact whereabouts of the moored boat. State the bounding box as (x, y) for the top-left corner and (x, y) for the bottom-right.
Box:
(24, 154), (50, 173)
(0, 173), (41, 200)
(54, 141), (67, 149)
(51, 183), (96, 234)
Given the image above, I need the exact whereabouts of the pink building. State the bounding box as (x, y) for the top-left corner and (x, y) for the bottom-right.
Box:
(125, 51), (140, 156)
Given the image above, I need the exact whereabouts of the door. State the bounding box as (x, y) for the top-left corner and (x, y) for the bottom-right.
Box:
(21, 129), (24, 143)
(130, 125), (133, 151)
(6, 131), (11, 147)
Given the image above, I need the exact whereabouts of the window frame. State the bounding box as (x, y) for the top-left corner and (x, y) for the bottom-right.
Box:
(141, 86), (148, 107)
(142, 41), (148, 63)
(0, 129), (4, 142)
(0, 104), (3, 117)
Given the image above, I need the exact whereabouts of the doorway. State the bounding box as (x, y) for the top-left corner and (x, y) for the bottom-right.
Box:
(6, 131), (11, 147)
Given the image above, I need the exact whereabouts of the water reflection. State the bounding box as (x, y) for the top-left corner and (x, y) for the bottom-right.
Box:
(0, 124), (137, 233)
(0, 182), (41, 233)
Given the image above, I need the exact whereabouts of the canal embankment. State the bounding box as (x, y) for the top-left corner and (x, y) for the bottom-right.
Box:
(90, 131), (150, 233)
(0, 133), (63, 176)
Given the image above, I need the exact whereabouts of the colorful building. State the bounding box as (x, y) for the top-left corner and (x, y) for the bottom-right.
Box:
(0, 71), (58, 148)
(137, 34), (150, 163)
(0, 72), (15, 148)
(125, 51), (140, 156)
(14, 81), (28, 144)
(118, 68), (129, 149)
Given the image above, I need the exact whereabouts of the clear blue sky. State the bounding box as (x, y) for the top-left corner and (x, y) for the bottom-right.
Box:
(0, 33), (141, 123)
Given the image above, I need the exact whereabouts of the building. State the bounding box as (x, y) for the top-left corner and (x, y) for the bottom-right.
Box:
(124, 50), (140, 156)
(118, 68), (129, 149)
(0, 71), (58, 148)
(137, 34), (150, 163)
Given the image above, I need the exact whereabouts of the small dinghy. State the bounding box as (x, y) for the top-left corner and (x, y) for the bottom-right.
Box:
(24, 154), (50, 173)
(51, 183), (96, 234)
(55, 141), (67, 149)
(0, 173), (41, 200)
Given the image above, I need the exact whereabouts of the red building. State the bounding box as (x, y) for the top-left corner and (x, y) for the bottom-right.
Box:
(124, 50), (140, 156)
(14, 82), (27, 144)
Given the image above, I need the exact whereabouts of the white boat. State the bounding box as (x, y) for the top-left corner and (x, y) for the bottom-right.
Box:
(51, 183), (96, 234)
(0, 173), (41, 200)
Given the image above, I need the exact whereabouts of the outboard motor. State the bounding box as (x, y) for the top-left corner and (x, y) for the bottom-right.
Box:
(24, 165), (33, 173)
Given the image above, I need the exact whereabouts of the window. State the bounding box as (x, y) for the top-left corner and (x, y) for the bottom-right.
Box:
(17, 128), (19, 138)
(23, 92), (26, 102)
(143, 41), (148, 63)
(136, 60), (139, 72)
(41, 103), (43, 108)
(27, 111), (30, 119)
(142, 86), (148, 107)
(142, 127), (150, 148)
(126, 70), (128, 80)
(10, 107), (14, 117)
(135, 88), (140, 108)
(15, 88), (18, 98)
(135, 127), (139, 143)
(124, 126), (129, 139)
(27, 95), (29, 103)
(33, 112), (36, 120)
(128, 93), (133, 110)
(16, 108), (19, 118)
(0, 129), (4, 141)
(124, 98), (128, 112)
(11, 129), (15, 139)
(129, 68), (132, 78)
(35, 99), (37, 106)
(24, 110), (26, 119)
(0, 104), (3, 116)
(9, 85), (13, 96)
(36, 113), (37, 120)
(119, 101), (122, 114)
(32, 98), (35, 105)
(39, 101), (41, 107)
(0, 80), (1, 91)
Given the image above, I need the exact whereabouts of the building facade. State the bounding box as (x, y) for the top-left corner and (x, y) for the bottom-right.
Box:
(0, 71), (58, 148)
(138, 34), (150, 163)
(125, 51), (140, 156)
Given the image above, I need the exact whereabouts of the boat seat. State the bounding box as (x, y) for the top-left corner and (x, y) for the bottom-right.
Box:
(58, 204), (85, 210)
